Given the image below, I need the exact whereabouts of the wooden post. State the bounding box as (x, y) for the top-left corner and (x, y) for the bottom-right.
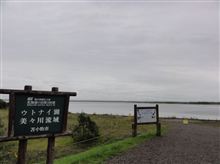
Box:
(46, 87), (58, 164)
(17, 140), (27, 164)
(46, 136), (55, 164)
(8, 93), (15, 137)
(155, 104), (161, 136)
(17, 85), (32, 164)
(156, 123), (161, 136)
(132, 104), (137, 137)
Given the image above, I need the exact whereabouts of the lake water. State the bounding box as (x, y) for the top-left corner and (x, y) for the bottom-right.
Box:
(69, 102), (220, 120)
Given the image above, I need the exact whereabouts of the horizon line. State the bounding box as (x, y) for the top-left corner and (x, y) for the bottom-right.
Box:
(1, 98), (219, 104)
(70, 99), (220, 104)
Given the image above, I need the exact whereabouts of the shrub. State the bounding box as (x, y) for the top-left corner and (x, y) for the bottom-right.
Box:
(72, 113), (99, 145)
(0, 117), (15, 163)
(0, 99), (7, 109)
(0, 117), (6, 160)
(0, 117), (4, 136)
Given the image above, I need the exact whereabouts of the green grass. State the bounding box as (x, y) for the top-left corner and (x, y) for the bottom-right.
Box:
(0, 109), (166, 163)
(0, 109), (8, 130)
(55, 133), (155, 164)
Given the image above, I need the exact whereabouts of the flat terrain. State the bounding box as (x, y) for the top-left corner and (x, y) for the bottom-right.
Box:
(0, 109), (157, 163)
(1, 108), (219, 164)
(106, 120), (220, 164)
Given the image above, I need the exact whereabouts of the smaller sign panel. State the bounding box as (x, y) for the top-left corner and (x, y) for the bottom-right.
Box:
(13, 94), (67, 136)
(136, 108), (157, 123)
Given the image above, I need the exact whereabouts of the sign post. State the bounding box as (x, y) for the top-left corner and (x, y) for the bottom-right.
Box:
(47, 87), (59, 164)
(132, 104), (137, 137)
(132, 104), (161, 137)
(0, 86), (77, 164)
(17, 85), (32, 164)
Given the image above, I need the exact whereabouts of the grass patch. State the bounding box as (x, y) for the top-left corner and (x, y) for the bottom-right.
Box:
(55, 133), (155, 164)
(0, 109), (167, 163)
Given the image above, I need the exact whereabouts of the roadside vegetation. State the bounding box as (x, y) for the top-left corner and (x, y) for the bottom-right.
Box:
(0, 100), (15, 163)
(0, 106), (162, 164)
(72, 113), (100, 144)
(0, 99), (7, 109)
(1, 98), (219, 163)
(55, 133), (155, 164)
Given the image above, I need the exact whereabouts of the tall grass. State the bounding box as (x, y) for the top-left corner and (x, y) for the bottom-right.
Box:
(0, 109), (162, 163)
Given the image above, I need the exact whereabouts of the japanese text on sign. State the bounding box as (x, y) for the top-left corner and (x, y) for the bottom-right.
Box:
(14, 95), (67, 136)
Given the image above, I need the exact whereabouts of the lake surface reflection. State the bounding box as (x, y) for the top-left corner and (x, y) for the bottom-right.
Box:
(69, 102), (220, 120)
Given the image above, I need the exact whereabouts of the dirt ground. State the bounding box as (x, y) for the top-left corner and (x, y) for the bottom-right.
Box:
(106, 119), (220, 164)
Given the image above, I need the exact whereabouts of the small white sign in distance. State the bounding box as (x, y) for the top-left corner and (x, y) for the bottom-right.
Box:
(137, 109), (157, 123)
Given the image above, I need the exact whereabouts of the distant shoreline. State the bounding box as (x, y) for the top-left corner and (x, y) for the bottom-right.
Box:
(1, 98), (220, 105)
(70, 100), (220, 105)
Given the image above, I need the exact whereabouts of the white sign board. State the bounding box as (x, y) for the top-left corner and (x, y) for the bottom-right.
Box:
(137, 108), (157, 123)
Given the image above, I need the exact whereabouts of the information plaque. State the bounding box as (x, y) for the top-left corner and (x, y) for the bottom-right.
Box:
(14, 94), (67, 136)
(136, 108), (157, 123)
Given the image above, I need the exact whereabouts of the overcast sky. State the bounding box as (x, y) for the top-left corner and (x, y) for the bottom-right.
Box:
(0, 0), (219, 101)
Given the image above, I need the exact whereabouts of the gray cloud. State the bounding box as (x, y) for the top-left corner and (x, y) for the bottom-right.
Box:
(1, 1), (219, 101)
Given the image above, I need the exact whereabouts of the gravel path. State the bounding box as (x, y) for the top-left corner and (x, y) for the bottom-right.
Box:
(106, 120), (220, 164)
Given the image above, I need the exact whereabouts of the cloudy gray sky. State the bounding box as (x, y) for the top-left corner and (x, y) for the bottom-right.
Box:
(1, 0), (219, 101)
